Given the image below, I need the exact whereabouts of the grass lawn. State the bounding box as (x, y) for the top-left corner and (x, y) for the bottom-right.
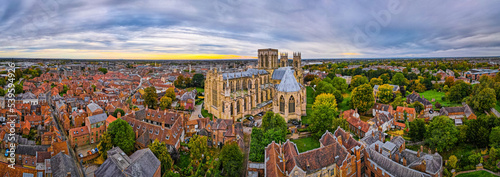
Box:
(195, 87), (204, 93)
(419, 90), (462, 108)
(291, 137), (320, 153)
(339, 91), (352, 111)
(201, 107), (214, 120)
(456, 170), (498, 177)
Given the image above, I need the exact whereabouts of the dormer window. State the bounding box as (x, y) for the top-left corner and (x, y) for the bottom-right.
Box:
(165, 135), (169, 140)
(137, 125), (141, 129)
(142, 127), (146, 131)
(149, 129), (153, 134)
(171, 117), (174, 121)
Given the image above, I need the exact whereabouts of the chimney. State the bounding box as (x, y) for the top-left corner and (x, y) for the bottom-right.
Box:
(390, 135), (393, 141)
(428, 148), (431, 154)
(67, 172), (71, 177)
(395, 153), (399, 163)
(117, 112), (121, 119)
(417, 149), (421, 157)
(337, 136), (342, 146)
(420, 145), (423, 154)
(379, 132), (383, 142)
(375, 144), (379, 152)
(403, 157), (407, 166)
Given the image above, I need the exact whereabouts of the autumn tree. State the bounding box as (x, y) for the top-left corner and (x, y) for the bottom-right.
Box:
(376, 84), (394, 104)
(351, 75), (369, 89)
(370, 77), (383, 87)
(448, 155), (458, 169)
(444, 76), (455, 87)
(149, 140), (174, 175)
(165, 87), (176, 101)
(159, 96), (173, 110)
(351, 84), (374, 113)
(188, 135), (208, 166)
(446, 80), (471, 103)
(97, 132), (113, 159)
(310, 93), (338, 139)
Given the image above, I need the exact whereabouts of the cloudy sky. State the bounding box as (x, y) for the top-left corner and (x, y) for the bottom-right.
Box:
(0, 0), (499, 59)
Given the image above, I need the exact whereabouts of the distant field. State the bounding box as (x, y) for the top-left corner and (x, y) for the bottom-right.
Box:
(456, 170), (497, 177)
(291, 137), (320, 153)
(419, 90), (462, 108)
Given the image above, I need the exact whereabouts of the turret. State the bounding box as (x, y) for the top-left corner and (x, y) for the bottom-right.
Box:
(293, 52), (301, 68)
(280, 52), (288, 67)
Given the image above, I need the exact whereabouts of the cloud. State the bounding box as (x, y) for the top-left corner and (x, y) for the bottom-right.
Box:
(0, 0), (499, 59)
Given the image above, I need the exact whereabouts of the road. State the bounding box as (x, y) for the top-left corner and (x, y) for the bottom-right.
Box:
(51, 107), (86, 177)
(125, 75), (143, 102)
(190, 104), (202, 120)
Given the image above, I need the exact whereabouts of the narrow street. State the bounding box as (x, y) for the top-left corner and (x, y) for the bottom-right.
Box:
(51, 105), (86, 177)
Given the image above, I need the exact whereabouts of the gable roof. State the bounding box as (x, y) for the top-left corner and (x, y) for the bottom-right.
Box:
(276, 68), (302, 92)
(88, 113), (107, 124)
(51, 152), (78, 177)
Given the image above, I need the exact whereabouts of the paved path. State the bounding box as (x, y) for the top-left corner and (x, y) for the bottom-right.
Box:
(190, 104), (202, 120)
(452, 169), (500, 177)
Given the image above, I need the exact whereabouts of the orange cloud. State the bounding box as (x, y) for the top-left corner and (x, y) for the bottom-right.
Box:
(341, 52), (362, 55)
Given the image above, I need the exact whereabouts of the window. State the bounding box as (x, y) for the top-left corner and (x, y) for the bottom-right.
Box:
(279, 96), (285, 113)
(289, 96), (295, 113)
(212, 82), (218, 106)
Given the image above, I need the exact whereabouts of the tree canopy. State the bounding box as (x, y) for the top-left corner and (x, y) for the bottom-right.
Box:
(376, 84), (394, 104)
(351, 75), (369, 89)
(426, 116), (458, 152)
(351, 84), (374, 113)
(310, 93), (338, 139)
(108, 118), (136, 154)
(149, 140), (174, 175)
(219, 142), (243, 177)
(391, 73), (407, 86)
(144, 86), (158, 109)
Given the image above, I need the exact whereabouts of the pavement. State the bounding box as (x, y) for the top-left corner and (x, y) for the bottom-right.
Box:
(76, 144), (98, 157)
(190, 104), (203, 120)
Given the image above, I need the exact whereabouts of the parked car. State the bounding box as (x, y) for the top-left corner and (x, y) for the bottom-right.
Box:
(198, 114), (203, 118)
(91, 149), (96, 154)
(78, 153), (83, 158)
(4, 149), (9, 157)
(94, 148), (99, 153)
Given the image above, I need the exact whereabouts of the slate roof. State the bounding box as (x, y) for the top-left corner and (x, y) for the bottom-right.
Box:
(51, 152), (78, 177)
(87, 102), (103, 113)
(88, 113), (107, 124)
(407, 92), (432, 106)
(222, 68), (268, 80)
(271, 67), (295, 80)
(16, 145), (50, 156)
(95, 147), (160, 177)
(367, 148), (430, 177)
(276, 68), (302, 92)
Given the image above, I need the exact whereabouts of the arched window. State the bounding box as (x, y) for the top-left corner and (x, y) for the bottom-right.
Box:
(231, 103), (234, 115)
(243, 99), (246, 111)
(264, 55), (269, 68)
(289, 96), (295, 113)
(248, 80), (252, 89)
(212, 82), (217, 106)
(236, 100), (240, 114)
(280, 95), (285, 113)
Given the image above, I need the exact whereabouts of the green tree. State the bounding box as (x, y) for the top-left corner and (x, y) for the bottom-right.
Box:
(111, 108), (125, 118)
(149, 140), (174, 175)
(144, 86), (158, 109)
(448, 155), (458, 169)
(15, 83), (23, 94)
(495, 72), (500, 82)
(188, 135), (208, 166)
(412, 101), (424, 115)
(97, 132), (113, 159)
(249, 128), (265, 162)
(409, 118), (426, 141)
(351, 75), (369, 89)
(446, 80), (471, 103)
(370, 77), (383, 87)
(331, 77), (348, 93)
(192, 73), (205, 88)
(391, 73), (407, 86)
(351, 84), (374, 113)
(426, 116), (458, 152)
(490, 126), (500, 148)
(315, 81), (335, 96)
(159, 96), (173, 110)
(0, 88), (5, 96)
(165, 87), (176, 101)
(108, 118), (136, 154)
(489, 147), (498, 163)
(219, 142), (243, 177)
(376, 84), (394, 104)
(468, 87), (496, 113)
(468, 153), (481, 165)
(391, 96), (404, 108)
(467, 116), (491, 147)
(98, 67), (108, 74)
(310, 93), (338, 139)
(261, 112), (287, 137)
